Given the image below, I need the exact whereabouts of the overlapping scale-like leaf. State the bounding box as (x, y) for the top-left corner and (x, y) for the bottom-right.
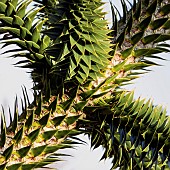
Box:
(81, 91), (170, 169)
(0, 90), (82, 169)
(0, 0), (170, 169)
(44, 0), (111, 84)
(0, 0), (53, 96)
(110, 0), (170, 65)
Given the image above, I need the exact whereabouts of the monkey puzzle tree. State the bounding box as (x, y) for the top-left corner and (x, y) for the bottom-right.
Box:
(0, 0), (170, 169)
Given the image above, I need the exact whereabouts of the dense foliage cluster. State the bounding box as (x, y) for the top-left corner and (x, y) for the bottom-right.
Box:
(0, 0), (170, 169)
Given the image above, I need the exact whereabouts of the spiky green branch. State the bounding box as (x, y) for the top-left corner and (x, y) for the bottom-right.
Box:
(0, 0), (170, 169)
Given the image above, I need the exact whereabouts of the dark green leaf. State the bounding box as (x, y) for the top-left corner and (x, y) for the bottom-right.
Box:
(61, 99), (74, 111)
(0, 163), (7, 170)
(131, 31), (144, 45)
(28, 128), (40, 142)
(35, 94), (42, 116)
(163, 20), (170, 30)
(39, 113), (50, 127)
(42, 130), (57, 140)
(31, 145), (47, 157)
(12, 96), (18, 133)
(74, 101), (88, 112)
(25, 111), (34, 130)
(14, 127), (24, 144)
(52, 115), (66, 126)
(146, 0), (157, 15)
(49, 97), (58, 113)
(142, 34), (160, 45)
(0, 108), (6, 147)
(65, 115), (80, 125)
(121, 47), (134, 59)
(138, 16), (152, 31)
(154, 34), (170, 43)
(7, 163), (23, 170)
(134, 0), (141, 20)
(113, 60), (126, 72)
(17, 146), (31, 158)
(150, 18), (168, 30)
(44, 144), (71, 154)
(117, 29), (126, 47)
(55, 130), (71, 139)
(33, 158), (61, 168)
(21, 164), (36, 170)
(160, 4), (170, 16)
(3, 144), (14, 160)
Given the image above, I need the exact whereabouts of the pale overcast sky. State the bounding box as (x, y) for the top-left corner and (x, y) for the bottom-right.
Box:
(0, 0), (169, 170)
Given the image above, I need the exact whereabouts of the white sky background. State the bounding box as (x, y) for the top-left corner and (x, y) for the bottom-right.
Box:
(0, 45), (33, 122)
(0, 0), (169, 170)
